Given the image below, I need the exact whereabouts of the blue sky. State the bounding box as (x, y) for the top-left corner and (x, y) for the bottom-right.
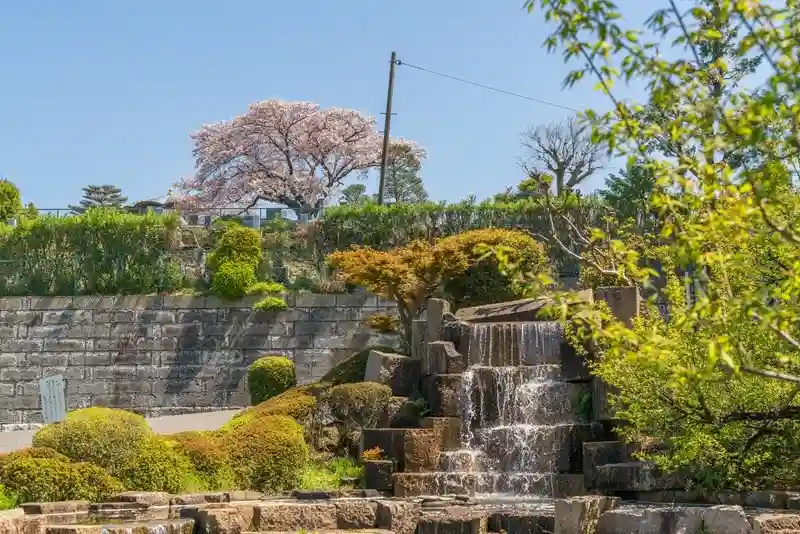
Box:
(0, 0), (650, 211)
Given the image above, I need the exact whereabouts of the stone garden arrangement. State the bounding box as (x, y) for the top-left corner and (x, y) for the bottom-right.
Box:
(2, 290), (800, 534)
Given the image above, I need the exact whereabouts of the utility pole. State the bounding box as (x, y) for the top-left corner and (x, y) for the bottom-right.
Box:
(377, 51), (397, 205)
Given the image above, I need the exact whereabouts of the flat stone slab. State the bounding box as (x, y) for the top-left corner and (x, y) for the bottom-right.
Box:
(45, 519), (194, 534)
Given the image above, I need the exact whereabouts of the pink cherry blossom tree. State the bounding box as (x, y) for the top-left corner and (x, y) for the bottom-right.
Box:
(172, 100), (420, 216)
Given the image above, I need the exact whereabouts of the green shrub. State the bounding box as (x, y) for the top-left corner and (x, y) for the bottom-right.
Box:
(32, 407), (150, 476)
(253, 296), (288, 311)
(438, 228), (548, 308)
(248, 356), (297, 405)
(0, 208), (185, 296)
(211, 260), (257, 299)
(298, 456), (363, 490)
(0, 485), (16, 510)
(207, 225), (262, 273)
(325, 382), (392, 432)
(0, 446), (70, 469)
(320, 346), (397, 385)
(167, 432), (235, 490)
(0, 180), (21, 223)
(223, 383), (324, 432)
(116, 437), (199, 493)
(222, 415), (309, 493)
(1, 457), (123, 503)
(247, 281), (287, 295)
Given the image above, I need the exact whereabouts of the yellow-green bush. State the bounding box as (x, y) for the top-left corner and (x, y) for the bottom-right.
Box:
(115, 437), (200, 493)
(0, 446), (70, 469)
(222, 415), (308, 493)
(1, 457), (123, 503)
(32, 407), (150, 474)
(206, 224), (263, 272)
(211, 260), (257, 300)
(320, 346), (397, 386)
(248, 355), (297, 405)
(222, 383), (324, 432)
(253, 296), (288, 311)
(325, 382), (392, 432)
(168, 431), (235, 490)
(438, 228), (548, 308)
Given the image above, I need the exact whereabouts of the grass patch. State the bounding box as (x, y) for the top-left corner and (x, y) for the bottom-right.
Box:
(298, 457), (363, 490)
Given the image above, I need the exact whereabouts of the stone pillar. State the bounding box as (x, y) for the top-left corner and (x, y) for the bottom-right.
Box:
(410, 318), (427, 361)
(594, 286), (640, 327)
(554, 495), (619, 534)
(425, 298), (450, 345)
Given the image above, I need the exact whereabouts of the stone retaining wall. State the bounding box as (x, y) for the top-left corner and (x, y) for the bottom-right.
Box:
(0, 293), (397, 426)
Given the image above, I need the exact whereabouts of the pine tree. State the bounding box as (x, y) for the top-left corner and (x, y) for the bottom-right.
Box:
(68, 185), (128, 214)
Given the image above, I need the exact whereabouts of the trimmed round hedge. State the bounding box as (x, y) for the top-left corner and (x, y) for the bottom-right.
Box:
(32, 407), (150, 474)
(222, 415), (308, 493)
(211, 260), (257, 300)
(222, 383), (323, 433)
(116, 437), (199, 493)
(325, 382), (393, 432)
(1, 457), (123, 503)
(168, 431), (235, 490)
(248, 355), (297, 405)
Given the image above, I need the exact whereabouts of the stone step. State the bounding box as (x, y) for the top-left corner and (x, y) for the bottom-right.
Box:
(583, 440), (639, 489)
(439, 449), (488, 471)
(393, 471), (585, 498)
(594, 461), (688, 493)
(44, 519), (193, 534)
(253, 500), (380, 532)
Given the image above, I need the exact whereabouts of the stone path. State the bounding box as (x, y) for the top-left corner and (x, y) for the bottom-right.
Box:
(0, 409), (242, 453)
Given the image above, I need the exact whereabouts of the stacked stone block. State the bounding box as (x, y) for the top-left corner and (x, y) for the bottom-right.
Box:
(0, 293), (396, 426)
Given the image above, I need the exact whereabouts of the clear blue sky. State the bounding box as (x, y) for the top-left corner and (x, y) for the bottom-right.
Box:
(0, 0), (649, 210)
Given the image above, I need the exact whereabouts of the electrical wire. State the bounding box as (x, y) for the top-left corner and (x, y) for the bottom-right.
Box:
(396, 60), (579, 112)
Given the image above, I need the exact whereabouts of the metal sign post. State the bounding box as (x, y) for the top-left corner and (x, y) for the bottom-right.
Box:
(39, 374), (66, 424)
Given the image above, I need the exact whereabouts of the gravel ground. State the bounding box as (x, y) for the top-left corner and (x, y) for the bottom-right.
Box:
(0, 409), (242, 453)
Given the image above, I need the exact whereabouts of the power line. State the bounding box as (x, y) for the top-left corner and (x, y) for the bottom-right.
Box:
(396, 60), (579, 112)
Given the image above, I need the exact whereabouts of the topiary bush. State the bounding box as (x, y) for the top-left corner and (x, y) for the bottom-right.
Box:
(167, 431), (235, 490)
(320, 345), (398, 386)
(222, 415), (309, 493)
(32, 407), (150, 476)
(0, 457), (123, 503)
(115, 437), (200, 493)
(222, 383), (325, 432)
(253, 296), (288, 311)
(248, 355), (297, 405)
(211, 260), (257, 300)
(0, 180), (21, 223)
(206, 224), (263, 273)
(325, 382), (392, 433)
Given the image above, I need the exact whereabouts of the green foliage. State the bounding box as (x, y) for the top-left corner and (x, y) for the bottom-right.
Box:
(438, 228), (549, 308)
(116, 437), (200, 493)
(207, 224), (262, 273)
(298, 457), (363, 490)
(0, 485), (16, 510)
(0, 457), (123, 503)
(253, 296), (288, 311)
(325, 382), (392, 433)
(248, 356), (297, 405)
(0, 180), (21, 223)
(599, 162), (658, 229)
(33, 407), (150, 475)
(0, 208), (184, 296)
(317, 195), (605, 275)
(166, 431), (235, 490)
(211, 261), (257, 300)
(222, 415), (309, 493)
(246, 281), (287, 295)
(320, 346), (398, 386)
(224, 383), (324, 432)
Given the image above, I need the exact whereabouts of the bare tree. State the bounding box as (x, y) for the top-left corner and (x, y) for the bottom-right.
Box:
(520, 117), (604, 195)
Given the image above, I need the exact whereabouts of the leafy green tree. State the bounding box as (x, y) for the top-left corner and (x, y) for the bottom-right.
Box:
(494, 173), (553, 202)
(599, 162), (657, 229)
(384, 142), (428, 204)
(339, 184), (373, 206)
(507, 0), (800, 490)
(0, 180), (22, 223)
(68, 185), (128, 214)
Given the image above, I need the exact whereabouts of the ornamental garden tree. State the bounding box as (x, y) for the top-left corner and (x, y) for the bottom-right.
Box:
(172, 99), (424, 217)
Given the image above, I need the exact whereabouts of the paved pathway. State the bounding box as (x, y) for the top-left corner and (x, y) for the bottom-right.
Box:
(0, 409), (242, 454)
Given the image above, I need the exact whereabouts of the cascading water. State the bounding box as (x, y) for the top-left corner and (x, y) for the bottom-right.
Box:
(436, 321), (580, 497)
